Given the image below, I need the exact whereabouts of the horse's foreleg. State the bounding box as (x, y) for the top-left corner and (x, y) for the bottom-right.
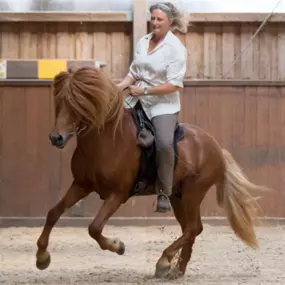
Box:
(88, 194), (124, 255)
(36, 181), (89, 270)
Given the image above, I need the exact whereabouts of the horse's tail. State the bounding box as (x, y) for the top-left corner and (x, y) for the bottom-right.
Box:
(216, 149), (269, 249)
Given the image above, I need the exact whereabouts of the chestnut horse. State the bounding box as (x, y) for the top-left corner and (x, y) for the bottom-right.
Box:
(36, 66), (266, 279)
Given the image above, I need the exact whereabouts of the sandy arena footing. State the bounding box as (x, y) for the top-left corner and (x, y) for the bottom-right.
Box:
(1, 224), (285, 285)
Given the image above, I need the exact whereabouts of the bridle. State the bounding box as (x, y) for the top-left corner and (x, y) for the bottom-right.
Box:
(69, 123), (88, 137)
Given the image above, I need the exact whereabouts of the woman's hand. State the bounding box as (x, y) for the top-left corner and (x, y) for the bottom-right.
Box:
(129, 85), (144, 97)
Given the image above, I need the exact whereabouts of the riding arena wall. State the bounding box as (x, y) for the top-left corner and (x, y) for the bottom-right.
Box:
(1, 6), (285, 225)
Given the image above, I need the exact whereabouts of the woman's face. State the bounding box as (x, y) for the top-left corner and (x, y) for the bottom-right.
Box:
(150, 8), (172, 37)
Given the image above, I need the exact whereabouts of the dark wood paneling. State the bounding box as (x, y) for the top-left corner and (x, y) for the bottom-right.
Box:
(0, 85), (61, 216)
(1, 84), (285, 218)
(180, 85), (285, 217)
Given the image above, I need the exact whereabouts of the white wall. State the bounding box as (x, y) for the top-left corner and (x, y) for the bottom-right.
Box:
(176, 0), (285, 12)
(1, 0), (284, 13)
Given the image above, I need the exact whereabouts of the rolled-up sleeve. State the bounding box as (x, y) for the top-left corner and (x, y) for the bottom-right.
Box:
(127, 62), (138, 80)
(166, 48), (187, 87)
(127, 40), (141, 80)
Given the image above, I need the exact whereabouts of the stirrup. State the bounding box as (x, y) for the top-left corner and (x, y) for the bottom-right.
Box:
(154, 193), (172, 213)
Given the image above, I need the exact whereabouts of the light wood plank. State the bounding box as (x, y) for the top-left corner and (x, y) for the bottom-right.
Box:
(133, 0), (147, 56)
(0, 12), (130, 22)
(189, 13), (285, 23)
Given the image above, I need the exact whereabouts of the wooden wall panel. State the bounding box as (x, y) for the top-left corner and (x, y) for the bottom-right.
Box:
(0, 22), (132, 79)
(1, 17), (285, 218)
(0, 84), (285, 218)
(0, 85), (61, 216)
(180, 23), (285, 80)
(180, 85), (285, 218)
(1, 22), (285, 80)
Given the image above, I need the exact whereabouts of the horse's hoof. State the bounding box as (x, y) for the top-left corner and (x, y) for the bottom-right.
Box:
(167, 267), (184, 280)
(116, 241), (125, 255)
(36, 252), (51, 270)
(155, 264), (171, 278)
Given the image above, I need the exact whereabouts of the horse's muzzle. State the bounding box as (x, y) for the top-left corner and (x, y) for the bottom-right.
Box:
(49, 132), (68, 149)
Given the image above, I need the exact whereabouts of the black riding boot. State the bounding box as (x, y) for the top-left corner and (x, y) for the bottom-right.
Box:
(155, 193), (172, 213)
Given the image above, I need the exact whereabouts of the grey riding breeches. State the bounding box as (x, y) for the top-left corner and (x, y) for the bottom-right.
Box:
(151, 112), (178, 196)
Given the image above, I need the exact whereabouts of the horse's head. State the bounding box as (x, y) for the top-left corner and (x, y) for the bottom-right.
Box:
(49, 66), (124, 149)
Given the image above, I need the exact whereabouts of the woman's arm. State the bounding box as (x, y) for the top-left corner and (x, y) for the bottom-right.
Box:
(117, 74), (136, 91)
(117, 39), (141, 91)
(146, 83), (180, 95)
(129, 82), (180, 97)
(129, 46), (187, 97)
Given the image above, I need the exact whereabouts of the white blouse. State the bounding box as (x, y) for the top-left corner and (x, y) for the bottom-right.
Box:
(124, 30), (187, 119)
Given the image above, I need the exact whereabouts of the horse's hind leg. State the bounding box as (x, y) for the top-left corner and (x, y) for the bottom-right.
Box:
(155, 180), (208, 278)
(36, 181), (89, 270)
(170, 195), (185, 231)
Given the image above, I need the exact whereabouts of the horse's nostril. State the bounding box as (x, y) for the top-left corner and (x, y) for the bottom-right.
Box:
(49, 133), (64, 146)
(56, 134), (63, 142)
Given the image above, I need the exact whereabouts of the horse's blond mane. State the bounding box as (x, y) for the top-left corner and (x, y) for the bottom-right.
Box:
(52, 66), (125, 133)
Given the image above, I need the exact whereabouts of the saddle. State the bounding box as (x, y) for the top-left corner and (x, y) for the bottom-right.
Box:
(129, 101), (185, 197)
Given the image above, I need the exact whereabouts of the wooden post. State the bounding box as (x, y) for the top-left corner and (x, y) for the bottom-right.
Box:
(133, 0), (148, 56)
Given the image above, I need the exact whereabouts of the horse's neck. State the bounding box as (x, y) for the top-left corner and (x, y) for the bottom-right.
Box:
(76, 128), (101, 151)
(76, 109), (135, 156)
(72, 109), (139, 185)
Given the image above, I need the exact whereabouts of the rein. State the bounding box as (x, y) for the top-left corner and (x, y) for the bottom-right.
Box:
(122, 86), (137, 109)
